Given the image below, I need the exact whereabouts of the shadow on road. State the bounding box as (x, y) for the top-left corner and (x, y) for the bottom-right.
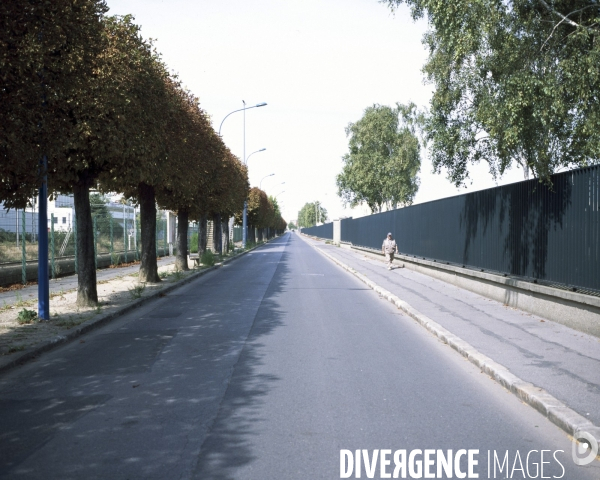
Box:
(192, 240), (291, 479)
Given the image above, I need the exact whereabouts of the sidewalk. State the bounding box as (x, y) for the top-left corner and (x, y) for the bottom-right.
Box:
(303, 236), (600, 437)
(0, 256), (176, 308)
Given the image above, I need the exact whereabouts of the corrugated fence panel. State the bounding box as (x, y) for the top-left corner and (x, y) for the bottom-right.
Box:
(301, 223), (333, 239)
(338, 165), (600, 293)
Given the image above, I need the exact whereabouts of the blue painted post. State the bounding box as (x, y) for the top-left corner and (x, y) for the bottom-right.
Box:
(37, 156), (49, 320)
(50, 213), (55, 279)
(21, 210), (26, 285)
(123, 204), (128, 264)
(134, 207), (139, 261)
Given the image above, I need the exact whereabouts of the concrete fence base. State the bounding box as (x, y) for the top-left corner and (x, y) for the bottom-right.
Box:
(0, 253), (149, 287)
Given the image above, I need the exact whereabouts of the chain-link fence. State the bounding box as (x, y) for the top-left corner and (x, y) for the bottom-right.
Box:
(0, 194), (173, 285)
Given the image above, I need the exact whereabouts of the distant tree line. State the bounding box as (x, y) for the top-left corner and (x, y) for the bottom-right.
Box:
(297, 202), (328, 228)
(0, 1), (286, 306)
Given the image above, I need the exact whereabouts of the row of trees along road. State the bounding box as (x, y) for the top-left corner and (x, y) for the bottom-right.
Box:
(383, 0), (600, 185)
(297, 202), (328, 228)
(234, 188), (287, 243)
(0, 2), (286, 307)
(336, 103), (422, 213)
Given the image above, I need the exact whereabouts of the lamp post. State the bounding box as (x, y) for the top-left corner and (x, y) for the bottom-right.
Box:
(218, 101), (267, 248)
(259, 173), (274, 190)
(275, 191), (285, 199)
(218, 102), (267, 136)
(246, 148), (266, 164)
(38, 156), (49, 320)
(244, 148), (266, 247)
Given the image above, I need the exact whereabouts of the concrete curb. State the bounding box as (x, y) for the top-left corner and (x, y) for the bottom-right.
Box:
(0, 240), (275, 376)
(312, 243), (600, 449)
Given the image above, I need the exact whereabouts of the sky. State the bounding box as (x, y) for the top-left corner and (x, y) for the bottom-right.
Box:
(105, 0), (526, 223)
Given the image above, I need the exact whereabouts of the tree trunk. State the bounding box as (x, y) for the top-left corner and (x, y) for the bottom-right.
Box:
(212, 213), (222, 254)
(138, 182), (160, 283)
(222, 217), (230, 253)
(199, 214), (208, 255)
(73, 181), (98, 307)
(175, 208), (189, 271)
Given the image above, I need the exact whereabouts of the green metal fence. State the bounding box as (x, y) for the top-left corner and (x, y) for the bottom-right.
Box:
(0, 193), (173, 285)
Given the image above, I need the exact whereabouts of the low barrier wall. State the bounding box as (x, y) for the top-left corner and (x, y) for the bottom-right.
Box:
(0, 254), (136, 287)
(345, 243), (600, 338)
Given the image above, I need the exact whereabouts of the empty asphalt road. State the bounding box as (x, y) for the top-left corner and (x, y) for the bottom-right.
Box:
(0, 233), (597, 479)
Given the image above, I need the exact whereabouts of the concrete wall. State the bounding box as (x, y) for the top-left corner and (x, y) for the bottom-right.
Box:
(333, 220), (341, 245)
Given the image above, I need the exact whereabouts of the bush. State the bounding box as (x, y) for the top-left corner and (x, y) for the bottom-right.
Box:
(17, 308), (37, 324)
(111, 252), (121, 266)
(189, 232), (198, 253)
(200, 249), (215, 267)
(128, 283), (146, 299)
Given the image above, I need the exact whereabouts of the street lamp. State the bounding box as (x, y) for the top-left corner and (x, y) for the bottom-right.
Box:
(218, 101), (267, 248)
(275, 191), (285, 198)
(260, 173), (274, 190)
(246, 148), (266, 165)
(218, 102), (267, 136)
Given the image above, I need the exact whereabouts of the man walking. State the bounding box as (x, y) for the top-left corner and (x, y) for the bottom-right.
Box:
(382, 232), (398, 270)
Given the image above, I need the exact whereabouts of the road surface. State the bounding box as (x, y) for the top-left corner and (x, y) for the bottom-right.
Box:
(0, 233), (597, 479)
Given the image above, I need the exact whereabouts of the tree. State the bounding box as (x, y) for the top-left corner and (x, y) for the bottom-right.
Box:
(336, 103), (421, 213)
(288, 221), (297, 230)
(235, 187), (282, 242)
(297, 202), (328, 228)
(98, 15), (177, 284)
(201, 149), (248, 253)
(1, 0), (113, 306)
(151, 83), (222, 270)
(383, 0), (600, 185)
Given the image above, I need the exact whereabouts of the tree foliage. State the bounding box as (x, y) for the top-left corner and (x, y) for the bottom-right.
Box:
(336, 103), (421, 213)
(0, 7), (251, 303)
(383, 0), (600, 185)
(0, 0), (109, 208)
(297, 202), (328, 228)
(235, 188), (286, 231)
